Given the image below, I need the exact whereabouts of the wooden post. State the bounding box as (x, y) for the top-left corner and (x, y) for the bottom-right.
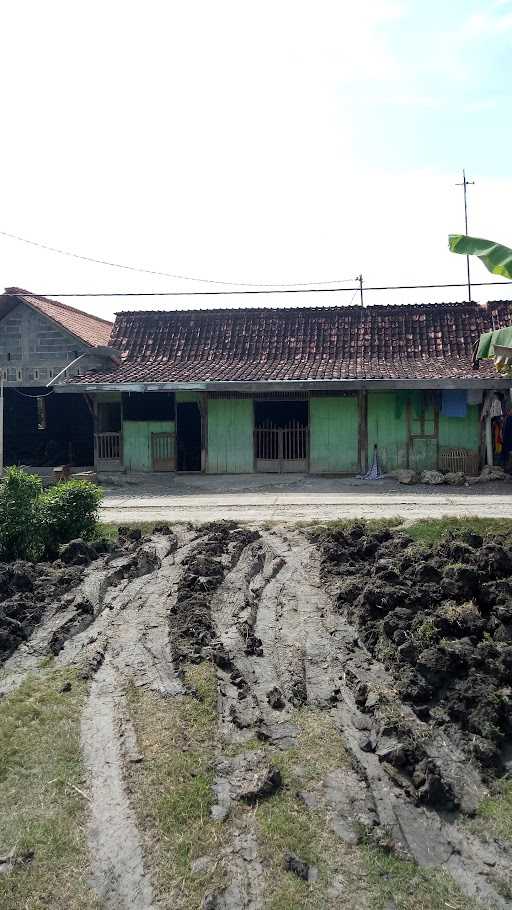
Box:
(485, 415), (493, 467)
(358, 390), (368, 473)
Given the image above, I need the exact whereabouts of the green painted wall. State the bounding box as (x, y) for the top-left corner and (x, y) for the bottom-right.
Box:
(310, 396), (359, 473)
(123, 420), (175, 471)
(207, 398), (253, 473)
(367, 392), (408, 471)
(439, 405), (480, 451)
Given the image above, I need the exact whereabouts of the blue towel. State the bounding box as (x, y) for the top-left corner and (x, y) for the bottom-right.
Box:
(441, 390), (467, 418)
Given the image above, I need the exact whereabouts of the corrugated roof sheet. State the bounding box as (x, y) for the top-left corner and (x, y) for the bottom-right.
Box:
(66, 300), (512, 384)
(2, 288), (113, 347)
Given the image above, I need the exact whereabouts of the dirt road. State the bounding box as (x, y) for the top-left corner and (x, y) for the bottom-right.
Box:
(100, 473), (512, 523)
(2, 523), (512, 908)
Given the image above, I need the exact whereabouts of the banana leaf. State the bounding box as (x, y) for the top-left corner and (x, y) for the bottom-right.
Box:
(448, 234), (512, 280)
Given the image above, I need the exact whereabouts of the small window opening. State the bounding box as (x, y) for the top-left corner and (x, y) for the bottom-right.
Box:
(37, 397), (47, 430)
(97, 401), (121, 432)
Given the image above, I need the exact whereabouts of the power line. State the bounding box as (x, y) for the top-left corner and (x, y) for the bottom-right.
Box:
(0, 229), (357, 289)
(13, 388), (54, 399)
(7, 279), (512, 298)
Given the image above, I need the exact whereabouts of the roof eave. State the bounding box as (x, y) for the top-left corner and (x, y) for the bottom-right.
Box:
(54, 377), (512, 393)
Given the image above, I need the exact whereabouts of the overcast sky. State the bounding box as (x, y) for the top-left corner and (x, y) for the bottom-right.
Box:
(0, 0), (511, 319)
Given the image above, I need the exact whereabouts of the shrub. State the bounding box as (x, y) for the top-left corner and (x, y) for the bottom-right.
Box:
(0, 470), (103, 561)
(0, 467), (42, 560)
(37, 480), (103, 557)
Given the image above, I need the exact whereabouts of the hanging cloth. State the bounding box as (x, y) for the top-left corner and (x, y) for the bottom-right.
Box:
(359, 445), (383, 480)
(494, 420), (503, 455)
(490, 396), (503, 419)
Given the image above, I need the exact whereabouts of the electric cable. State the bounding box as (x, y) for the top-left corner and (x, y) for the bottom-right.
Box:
(0, 229), (357, 288)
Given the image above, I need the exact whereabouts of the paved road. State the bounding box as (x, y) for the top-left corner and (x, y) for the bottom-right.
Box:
(100, 473), (512, 524)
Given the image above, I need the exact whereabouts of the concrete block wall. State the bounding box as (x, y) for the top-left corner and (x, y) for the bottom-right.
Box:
(0, 301), (90, 385)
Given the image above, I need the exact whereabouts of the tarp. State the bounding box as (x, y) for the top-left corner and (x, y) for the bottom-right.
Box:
(441, 390), (467, 418)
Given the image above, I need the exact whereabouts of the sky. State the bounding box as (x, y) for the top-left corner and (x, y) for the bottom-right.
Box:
(0, 0), (511, 320)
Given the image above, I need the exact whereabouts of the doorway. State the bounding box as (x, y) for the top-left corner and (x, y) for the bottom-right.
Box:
(177, 402), (202, 471)
(253, 400), (309, 472)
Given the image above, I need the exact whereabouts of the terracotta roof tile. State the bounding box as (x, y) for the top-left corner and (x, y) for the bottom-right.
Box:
(67, 300), (512, 384)
(3, 288), (112, 347)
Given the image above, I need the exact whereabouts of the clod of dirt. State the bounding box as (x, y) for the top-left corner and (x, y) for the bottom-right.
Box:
(118, 526), (143, 542)
(266, 687), (285, 710)
(215, 750), (282, 804)
(283, 851), (318, 882)
(60, 539), (98, 565)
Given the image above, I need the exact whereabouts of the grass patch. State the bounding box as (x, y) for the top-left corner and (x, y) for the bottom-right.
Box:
(97, 521), (161, 541)
(406, 517), (512, 544)
(299, 517), (402, 539)
(0, 668), (99, 910)
(362, 846), (483, 910)
(255, 710), (480, 910)
(470, 779), (512, 842)
(126, 663), (230, 909)
(255, 709), (366, 909)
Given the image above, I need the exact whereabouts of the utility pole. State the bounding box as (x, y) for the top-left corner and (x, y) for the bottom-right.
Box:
(358, 274), (364, 307)
(456, 169), (475, 301)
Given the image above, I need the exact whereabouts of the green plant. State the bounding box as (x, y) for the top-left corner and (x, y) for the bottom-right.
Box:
(0, 466), (42, 560)
(0, 470), (103, 561)
(37, 480), (103, 557)
(449, 234), (512, 281)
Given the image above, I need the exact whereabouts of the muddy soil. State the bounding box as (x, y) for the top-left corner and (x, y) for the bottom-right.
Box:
(318, 525), (512, 775)
(2, 522), (512, 908)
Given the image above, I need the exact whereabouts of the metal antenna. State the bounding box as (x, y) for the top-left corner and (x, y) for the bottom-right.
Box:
(455, 169), (475, 301)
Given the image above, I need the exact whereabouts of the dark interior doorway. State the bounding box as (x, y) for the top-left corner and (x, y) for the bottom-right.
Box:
(253, 399), (309, 472)
(177, 402), (202, 471)
(254, 400), (308, 428)
(5, 388), (94, 466)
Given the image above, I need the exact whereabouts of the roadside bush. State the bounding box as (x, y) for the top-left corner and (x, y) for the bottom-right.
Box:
(37, 480), (103, 557)
(0, 468), (103, 561)
(0, 467), (42, 560)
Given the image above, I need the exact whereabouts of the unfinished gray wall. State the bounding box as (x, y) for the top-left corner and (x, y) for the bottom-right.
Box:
(0, 301), (91, 386)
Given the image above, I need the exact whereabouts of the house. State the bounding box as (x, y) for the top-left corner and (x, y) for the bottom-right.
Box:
(0, 288), (112, 467)
(55, 300), (512, 476)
